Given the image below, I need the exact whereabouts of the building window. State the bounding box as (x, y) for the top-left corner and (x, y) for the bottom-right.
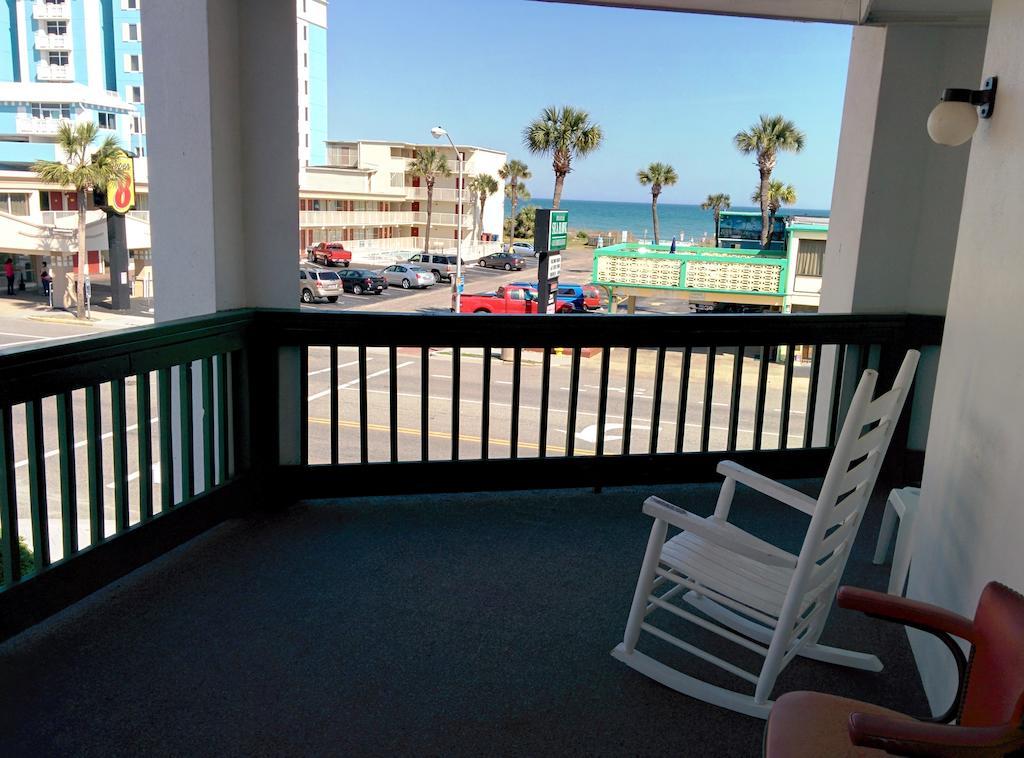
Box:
(31, 103), (71, 120)
(131, 115), (144, 134)
(125, 54), (142, 72)
(0, 193), (30, 216)
(305, 134), (309, 148)
(123, 23), (140, 42)
(46, 21), (67, 36)
(303, 25), (307, 41)
(305, 107), (309, 122)
(48, 51), (69, 66)
(122, 0), (140, 9)
(129, 86), (143, 103)
(796, 239), (826, 277)
(136, 146), (145, 157)
(304, 80), (308, 95)
(98, 112), (116, 130)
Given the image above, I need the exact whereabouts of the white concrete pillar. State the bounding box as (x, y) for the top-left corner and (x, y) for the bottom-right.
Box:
(142, 0), (299, 321)
(908, 0), (1024, 716)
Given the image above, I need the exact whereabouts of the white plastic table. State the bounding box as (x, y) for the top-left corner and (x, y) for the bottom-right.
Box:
(872, 486), (921, 595)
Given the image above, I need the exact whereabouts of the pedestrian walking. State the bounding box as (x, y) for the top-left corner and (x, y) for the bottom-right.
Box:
(4, 257), (13, 296)
(40, 263), (52, 298)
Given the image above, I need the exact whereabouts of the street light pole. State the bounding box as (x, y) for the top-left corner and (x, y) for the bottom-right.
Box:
(431, 126), (463, 313)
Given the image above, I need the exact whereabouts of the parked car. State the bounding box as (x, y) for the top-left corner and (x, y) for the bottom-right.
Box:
(380, 264), (435, 289)
(299, 267), (341, 303)
(461, 285), (575, 314)
(508, 281), (600, 312)
(307, 242), (352, 267)
(478, 252), (525, 271)
(406, 253), (460, 282)
(339, 268), (387, 295)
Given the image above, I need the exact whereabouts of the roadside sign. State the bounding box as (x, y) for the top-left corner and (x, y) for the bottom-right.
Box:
(105, 150), (136, 214)
(534, 209), (568, 253)
(547, 253), (562, 278)
(457, 274), (465, 293)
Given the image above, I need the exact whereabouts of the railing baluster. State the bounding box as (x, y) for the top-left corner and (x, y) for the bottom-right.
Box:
(451, 347), (461, 461)
(216, 355), (229, 482)
(539, 347), (551, 458)
(753, 345), (770, 451)
(510, 347), (522, 458)
(595, 347), (611, 457)
(804, 344), (822, 449)
(727, 346), (745, 452)
(622, 347), (638, 455)
(329, 346), (339, 465)
(136, 374), (153, 521)
(779, 345), (796, 450)
(111, 378), (129, 531)
(700, 346), (717, 453)
(298, 348), (308, 467)
(157, 368), (174, 512)
(358, 345), (368, 465)
(648, 346), (666, 454)
(179, 363), (194, 501)
(389, 346), (398, 463)
(829, 344), (847, 446)
(420, 346), (429, 462)
(674, 347), (692, 454)
(85, 384), (104, 542)
(201, 357), (216, 487)
(56, 391), (78, 553)
(1, 403), (19, 585)
(565, 348), (582, 457)
(26, 399), (49, 571)
(481, 346), (491, 460)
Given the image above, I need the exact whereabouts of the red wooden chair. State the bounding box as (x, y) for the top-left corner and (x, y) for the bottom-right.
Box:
(764, 582), (1024, 756)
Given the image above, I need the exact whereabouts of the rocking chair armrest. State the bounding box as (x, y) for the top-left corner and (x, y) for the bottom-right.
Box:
(837, 587), (975, 642)
(849, 713), (1024, 756)
(642, 496), (797, 569)
(716, 460), (817, 516)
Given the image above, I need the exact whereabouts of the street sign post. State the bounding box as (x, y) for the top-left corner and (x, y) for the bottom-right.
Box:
(534, 209), (569, 314)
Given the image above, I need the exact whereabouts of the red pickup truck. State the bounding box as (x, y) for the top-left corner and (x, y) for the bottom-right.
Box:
(461, 285), (575, 314)
(307, 242), (352, 267)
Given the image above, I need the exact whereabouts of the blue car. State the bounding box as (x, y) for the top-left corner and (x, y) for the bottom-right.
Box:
(510, 282), (598, 312)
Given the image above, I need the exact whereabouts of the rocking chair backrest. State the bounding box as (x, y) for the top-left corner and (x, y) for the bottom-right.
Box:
(782, 350), (921, 647)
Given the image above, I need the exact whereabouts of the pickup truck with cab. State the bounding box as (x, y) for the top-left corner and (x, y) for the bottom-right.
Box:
(461, 285), (575, 314)
(307, 242), (352, 267)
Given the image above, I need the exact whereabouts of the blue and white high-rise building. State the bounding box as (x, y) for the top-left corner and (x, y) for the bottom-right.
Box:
(0, 0), (146, 167)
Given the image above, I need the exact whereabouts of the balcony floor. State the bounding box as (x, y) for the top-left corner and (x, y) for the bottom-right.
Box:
(0, 480), (928, 756)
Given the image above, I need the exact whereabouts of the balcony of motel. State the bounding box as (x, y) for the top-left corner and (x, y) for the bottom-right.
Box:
(2, 0), (1021, 755)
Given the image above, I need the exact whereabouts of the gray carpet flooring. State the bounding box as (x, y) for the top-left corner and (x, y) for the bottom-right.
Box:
(0, 480), (929, 757)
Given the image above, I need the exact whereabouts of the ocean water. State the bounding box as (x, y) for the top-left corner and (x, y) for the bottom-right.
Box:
(504, 198), (829, 242)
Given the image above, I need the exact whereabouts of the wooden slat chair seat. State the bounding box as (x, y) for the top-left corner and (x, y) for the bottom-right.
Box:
(612, 350), (921, 719)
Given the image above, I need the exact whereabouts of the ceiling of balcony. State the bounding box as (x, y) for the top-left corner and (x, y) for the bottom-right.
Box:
(535, 0), (993, 25)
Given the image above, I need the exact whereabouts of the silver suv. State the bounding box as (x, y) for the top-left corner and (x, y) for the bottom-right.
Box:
(299, 266), (341, 303)
(406, 253), (459, 282)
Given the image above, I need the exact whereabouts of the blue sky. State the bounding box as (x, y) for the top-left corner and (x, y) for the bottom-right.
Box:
(326, 1), (852, 208)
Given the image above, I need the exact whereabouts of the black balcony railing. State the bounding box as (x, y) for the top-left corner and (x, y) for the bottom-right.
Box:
(0, 310), (942, 639)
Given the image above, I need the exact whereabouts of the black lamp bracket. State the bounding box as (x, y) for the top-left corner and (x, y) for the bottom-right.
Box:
(941, 76), (998, 119)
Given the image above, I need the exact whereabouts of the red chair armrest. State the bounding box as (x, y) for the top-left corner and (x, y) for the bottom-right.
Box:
(850, 713), (1024, 756)
(838, 586), (975, 642)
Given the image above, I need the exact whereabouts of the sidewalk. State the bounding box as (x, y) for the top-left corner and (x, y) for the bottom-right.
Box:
(0, 290), (154, 329)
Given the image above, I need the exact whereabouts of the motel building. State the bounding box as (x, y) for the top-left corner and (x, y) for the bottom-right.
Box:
(299, 139), (507, 260)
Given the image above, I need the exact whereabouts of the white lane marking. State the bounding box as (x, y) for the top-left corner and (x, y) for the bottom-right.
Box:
(13, 418), (159, 470)
(431, 375), (452, 380)
(307, 357), (365, 377)
(307, 362), (414, 401)
(106, 463), (162, 489)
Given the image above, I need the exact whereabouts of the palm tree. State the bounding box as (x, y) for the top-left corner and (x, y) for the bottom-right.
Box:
(498, 159), (531, 246)
(700, 193), (731, 247)
(407, 146), (451, 253)
(636, 162), (678, 244)
(752, 180), (797, 245)
(33, 121), (128, 319)
(734, 114), (805, 247)
(469, 174), (498, 241)
(523, 106), (603, 209)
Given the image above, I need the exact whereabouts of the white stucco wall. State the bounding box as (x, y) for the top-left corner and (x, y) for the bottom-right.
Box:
(821, 24), (987, 316)
(909, 0), (1024, 713)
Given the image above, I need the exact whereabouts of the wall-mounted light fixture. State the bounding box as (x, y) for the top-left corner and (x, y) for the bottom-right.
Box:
(927, 76), (997, 146)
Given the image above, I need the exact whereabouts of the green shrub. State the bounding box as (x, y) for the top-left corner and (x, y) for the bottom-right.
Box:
(0, 536), (34, 585)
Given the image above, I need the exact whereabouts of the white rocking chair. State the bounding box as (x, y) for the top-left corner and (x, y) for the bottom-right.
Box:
(612, 349), (921, 719)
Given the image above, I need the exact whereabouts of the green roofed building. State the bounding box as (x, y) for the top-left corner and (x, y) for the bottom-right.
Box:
(591, 212), (828, 313)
